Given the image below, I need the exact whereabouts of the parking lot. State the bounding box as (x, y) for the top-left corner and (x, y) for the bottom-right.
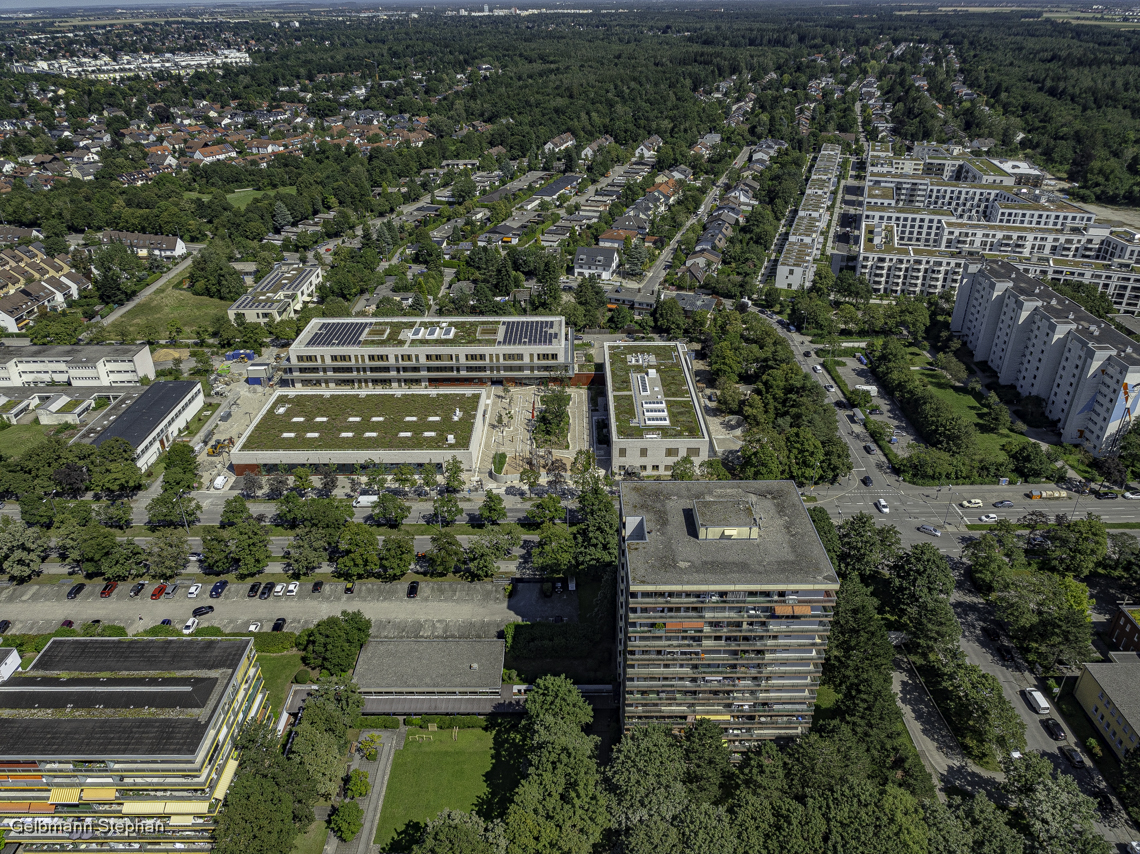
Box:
(826, 355), (921, 455)
(0, 578), (579, 638)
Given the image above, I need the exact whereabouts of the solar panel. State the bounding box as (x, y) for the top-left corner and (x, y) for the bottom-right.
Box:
(307, 321), (369, 348)
(501, 319), (557, 347)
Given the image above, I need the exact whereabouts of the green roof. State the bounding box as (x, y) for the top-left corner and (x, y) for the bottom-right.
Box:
(241, 390), (480, 452)
(606, 343), (704, 440)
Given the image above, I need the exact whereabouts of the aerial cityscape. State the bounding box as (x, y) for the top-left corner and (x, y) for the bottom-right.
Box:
(0, 1), (1139, 852)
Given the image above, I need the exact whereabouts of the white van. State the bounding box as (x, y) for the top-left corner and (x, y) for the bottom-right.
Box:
(1025, 688), (1051, 714)
(212, 475), (228, 490)
(352, 495), (380, 508)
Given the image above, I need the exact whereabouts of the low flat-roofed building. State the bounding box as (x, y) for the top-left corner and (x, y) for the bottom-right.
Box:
(0, 637), (264, 850)
(604, 342), (710, 475)
(229, 387), (489, 475)
(74, 380), (203, 471)
(351, 639), (510, 714)
(618, 480), (840, 754)
(284, 316), (573, 389)
(1073, 653), (1140, 761)
(0, 344), (154, 387)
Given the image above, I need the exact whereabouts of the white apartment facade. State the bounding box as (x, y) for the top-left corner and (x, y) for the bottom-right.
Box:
(951, 260), (1140, 456)
(0, 344), (155, 386)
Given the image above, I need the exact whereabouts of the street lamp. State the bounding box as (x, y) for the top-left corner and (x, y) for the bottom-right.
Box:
(175, 490), (191, 533)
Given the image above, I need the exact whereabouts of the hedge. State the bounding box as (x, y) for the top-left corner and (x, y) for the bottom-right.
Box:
(492, 452), (507, 475)
(1, 628), (299, 655)
(406, 715), (485, 729)
(355, 715), (401, 729)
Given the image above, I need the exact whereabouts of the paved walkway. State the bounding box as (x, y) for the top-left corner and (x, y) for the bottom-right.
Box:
(353, 727), (404, 854)
(92, 250), (201, 328)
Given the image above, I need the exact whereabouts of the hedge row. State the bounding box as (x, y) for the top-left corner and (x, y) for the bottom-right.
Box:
(1, 627), (297, 656)
(406, 715), (485, 729)
(355, 715), (401, 729)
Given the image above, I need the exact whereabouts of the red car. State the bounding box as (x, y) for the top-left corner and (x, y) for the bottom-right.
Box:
(149, 584), (167, 600)
(100, 582), (117, 598)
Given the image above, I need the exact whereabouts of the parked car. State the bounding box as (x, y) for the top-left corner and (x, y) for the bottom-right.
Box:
(286, 582), (299, 596)
(150, 584), (167, 600)
(1095, 791), (1115, 815)
(344, 581), (356, 594)
(0, 620), (10, 634)
(272, 618), (287, 632)
(874, 498), (889, 514)
(247, 582), (261, 598)
(182, 618), (199, 635)
(60, 620), (74, 629)
(187, 583), (202, 599)
(163, 584), (179, 599)
(209, 581), (228, 599)
(554, 581), (564, 594)
(258, 584), (273, 600)
(129, 582), (146, 598)
(868, 408), (883, 415)
(983, 625), (1002, 643)
(191, 605), (214, 618)
(994, 500), (1015, 508)
(160, 619), (172, 626)
(1061, 745), (1086, 768)
(407, 581), (419, 598)
(824, 384), (836, 392)
(979, 514), (999, 523)
(861, 476), (873, 487)
(864, 443), (877, 454)
(66, 584), (85, 600)
(960, 499), (983, 508)
(248, 622), (261, 632)
(272, 583), (285, 596)
(1043, 717), (1067, 741)
(998, 644), (1016, 662)
(1124, 492), (1140, 500)
(1096, 491), (1119, 500)
(918, 525), (942, 537)
(311, 581), (324, 594)
(811, 365), (823, 373)
(99, 582), (117, 598)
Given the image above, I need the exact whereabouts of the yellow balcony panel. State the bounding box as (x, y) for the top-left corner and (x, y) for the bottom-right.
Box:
(211, 758), (239, 802)
(48, 787), (80, 804)
(164, 800), (210, 814)
(81, 787), (116, 801)
(122, 801), (166, 815)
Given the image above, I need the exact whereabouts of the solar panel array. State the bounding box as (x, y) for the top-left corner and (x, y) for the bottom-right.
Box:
(306, 321), (370, 348)
(501, 319), (557, 347)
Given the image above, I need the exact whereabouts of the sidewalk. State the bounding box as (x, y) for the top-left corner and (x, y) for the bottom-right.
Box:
(326, 726), (404, 854)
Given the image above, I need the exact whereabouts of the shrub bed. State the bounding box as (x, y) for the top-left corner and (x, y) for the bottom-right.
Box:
(504, 621), (593, 658)
(355, 715), (401, 729)
(405, 715), (484, 729)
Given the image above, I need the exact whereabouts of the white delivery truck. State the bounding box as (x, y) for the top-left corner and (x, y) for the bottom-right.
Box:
(352, 495), (381, 508)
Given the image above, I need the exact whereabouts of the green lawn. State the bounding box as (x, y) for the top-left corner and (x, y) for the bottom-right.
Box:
(185, 186), (296, 210)
(290, 814), (329, 854)
(374, 723), (521, 850)
(107, 278), (233, 343)
(923, 373), (1020, 456)
(257, 651), (304, 714)
(0, 424), (52, 458)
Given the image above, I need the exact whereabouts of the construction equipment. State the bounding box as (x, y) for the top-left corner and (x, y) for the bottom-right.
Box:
(206, 437), (235, 457)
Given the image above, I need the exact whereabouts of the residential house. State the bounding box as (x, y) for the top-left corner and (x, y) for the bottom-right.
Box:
(100, 230), (187, 259)
(544, 132), (576, 154)
(574, 246), (620, 280)
(192, 143), (237, 164)
(1073, 653), (1140, 761)
(634, 135), (663, 160)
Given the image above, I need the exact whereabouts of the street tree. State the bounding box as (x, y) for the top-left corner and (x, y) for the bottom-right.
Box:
(287, 531), (326, 577)
(534, 522), (575, 577)
(378, 533), (415, 581)
(443, 456), (464, 492)
(241, 471), (264, 497)
(220, 495), (252, 526)
(329, 801), (363, 842)
(427, 531), (464, 576)
(528, 493), (564, 526)
(337, 523), (379, 579)
(147, 527), (189, 581)
(479, 491), (507, 525)
(433, 494), (462, 526)
(371, 493), (410, 528)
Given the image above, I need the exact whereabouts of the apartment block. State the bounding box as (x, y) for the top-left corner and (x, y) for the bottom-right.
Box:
(603, 342), (711, 475)
(1109, 607), (1140, 653)
(951, 260), (1140, 456)
(0, 344), (155, 387)
(775, 144), (840, 290)
(1073, 655), (1140, 762)
(618, 480), (840, 754)
(284, 316), (574, 389)
(0, 637), (265, 852)
(228, 263), (322, 324)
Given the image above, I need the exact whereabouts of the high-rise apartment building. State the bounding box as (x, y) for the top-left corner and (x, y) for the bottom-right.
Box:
(617, 480), (840, 755)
